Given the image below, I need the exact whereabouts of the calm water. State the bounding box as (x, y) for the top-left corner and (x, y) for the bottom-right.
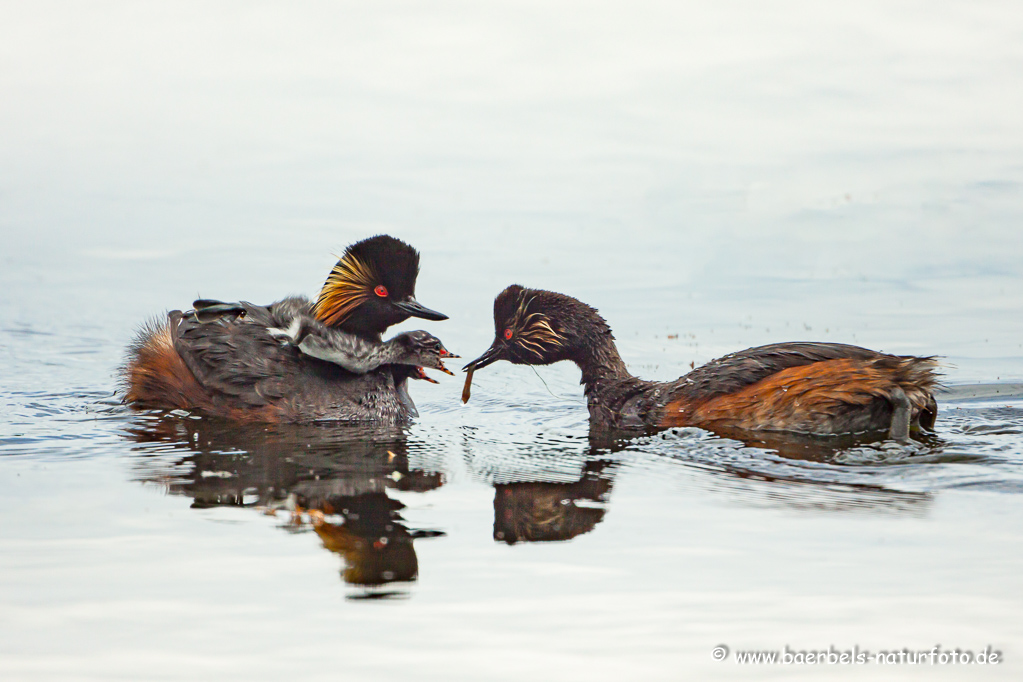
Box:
(3, 3), (1023, 680)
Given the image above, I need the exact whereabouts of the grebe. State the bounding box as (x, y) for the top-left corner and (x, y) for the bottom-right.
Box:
(121, 235), (453, 422)
(463, 285), (938, 441)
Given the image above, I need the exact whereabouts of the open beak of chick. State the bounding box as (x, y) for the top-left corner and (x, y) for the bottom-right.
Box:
(436, 346), (458, 375)
(411, 367), (440, 384)
(412, 346), (459, 382)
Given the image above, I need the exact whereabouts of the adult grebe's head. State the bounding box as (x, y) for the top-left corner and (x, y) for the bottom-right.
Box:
(463, 285), (611, 372)
(312, 235), (447, 336)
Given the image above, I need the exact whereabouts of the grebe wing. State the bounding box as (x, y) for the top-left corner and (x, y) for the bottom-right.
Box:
(680, 342), (887, 402)
(169, 310), (297, 406)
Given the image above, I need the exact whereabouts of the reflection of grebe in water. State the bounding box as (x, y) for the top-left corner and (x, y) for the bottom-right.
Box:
(124, 415), (935, 596)
(483, 425), (934, 547)
(493, 461), (617, 544)
(308, 492), (442, 587)
(124, 416), (444, 593)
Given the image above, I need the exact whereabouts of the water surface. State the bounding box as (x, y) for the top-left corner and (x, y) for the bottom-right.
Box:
(2, 2), (1023, 680)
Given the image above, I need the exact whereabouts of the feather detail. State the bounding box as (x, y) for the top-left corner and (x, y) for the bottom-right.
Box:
(312, 252), (377, 326)
(120, 316), (203, 409)
(513, 295), (565, 358)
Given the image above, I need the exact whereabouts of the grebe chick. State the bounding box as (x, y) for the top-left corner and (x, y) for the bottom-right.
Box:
(463, 285), (939, 441)
(266, 317), (458, 377)
(121, 235), (451, 423)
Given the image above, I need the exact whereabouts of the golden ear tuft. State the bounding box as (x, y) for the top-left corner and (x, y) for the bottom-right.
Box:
(512, 295), (564, 358)
(312, 253), (377, 326)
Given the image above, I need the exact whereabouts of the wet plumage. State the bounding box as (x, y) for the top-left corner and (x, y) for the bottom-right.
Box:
(120, 235), (451, 423)
(464, 285), (939, 441)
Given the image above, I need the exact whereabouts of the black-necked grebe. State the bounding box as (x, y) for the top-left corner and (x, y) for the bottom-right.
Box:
(463, 285), (939, 441)
(121, 235), (453, 422)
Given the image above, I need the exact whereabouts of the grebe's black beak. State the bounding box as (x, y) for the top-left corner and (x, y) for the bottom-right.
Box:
(395, 297), (448, 322)
(462, 342), (503, 372)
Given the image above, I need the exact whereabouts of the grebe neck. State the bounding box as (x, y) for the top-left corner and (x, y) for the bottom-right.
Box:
(572, 332), (653, 401)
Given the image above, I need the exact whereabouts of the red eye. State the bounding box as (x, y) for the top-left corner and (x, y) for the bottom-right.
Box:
(374, 285), (388, 298)
(503, 328), (513, 340)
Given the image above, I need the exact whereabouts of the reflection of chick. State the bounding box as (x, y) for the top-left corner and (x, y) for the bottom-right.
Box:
(493, 472), (614, 544)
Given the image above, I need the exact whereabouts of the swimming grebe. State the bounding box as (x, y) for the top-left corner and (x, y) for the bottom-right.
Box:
(121, 235), (453, 422)
(463, 285), (939, 441)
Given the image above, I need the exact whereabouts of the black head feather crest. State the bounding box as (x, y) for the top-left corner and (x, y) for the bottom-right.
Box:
(313, 235), (422, 327)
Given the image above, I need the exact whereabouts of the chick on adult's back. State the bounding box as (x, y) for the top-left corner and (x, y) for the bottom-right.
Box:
(121, 235), (451, 423)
